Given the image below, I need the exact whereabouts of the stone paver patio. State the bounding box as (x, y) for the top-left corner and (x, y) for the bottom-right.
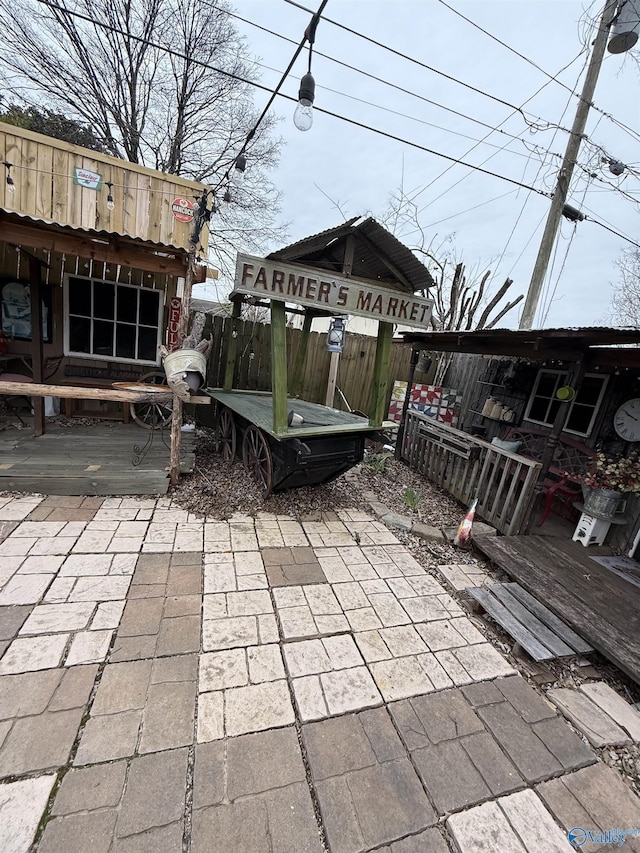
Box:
(1, 493), (640, 851)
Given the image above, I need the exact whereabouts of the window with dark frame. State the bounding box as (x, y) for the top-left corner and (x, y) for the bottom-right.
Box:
(524, 368), (608, 437)
(66, 276), (161, 363)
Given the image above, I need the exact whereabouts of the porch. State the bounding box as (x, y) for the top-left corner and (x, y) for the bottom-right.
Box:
(0, 421), (195, 495)
(474, 533), (640, 685)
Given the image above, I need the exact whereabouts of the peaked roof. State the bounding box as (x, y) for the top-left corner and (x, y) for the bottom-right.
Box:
(268, 216), (434, 294)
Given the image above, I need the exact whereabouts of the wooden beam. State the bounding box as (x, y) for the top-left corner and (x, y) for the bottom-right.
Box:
(368, 321), (394, 427)
(28, 256), (45, 437)
(0, 380), (210, 404)
(356, 232), (414, 291)
(270, 300), (288, 435)
(1, 222), (188, 276)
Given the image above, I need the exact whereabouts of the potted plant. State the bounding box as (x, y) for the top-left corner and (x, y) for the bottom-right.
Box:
(575, 451), (640, 516)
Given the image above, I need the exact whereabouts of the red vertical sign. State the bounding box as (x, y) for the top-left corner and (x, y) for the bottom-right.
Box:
(167, 297), (182, 352)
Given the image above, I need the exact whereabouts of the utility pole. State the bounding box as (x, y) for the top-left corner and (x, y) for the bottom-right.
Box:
(519, 0), (618, 330)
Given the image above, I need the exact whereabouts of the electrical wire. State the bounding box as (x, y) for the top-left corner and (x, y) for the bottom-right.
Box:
(286, 0), (640, 162)
(28, 0), (640, 247)
(29, 0), (552, 200)
(228, 9), (566, 163)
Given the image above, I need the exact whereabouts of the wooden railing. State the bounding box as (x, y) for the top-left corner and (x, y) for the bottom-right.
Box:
(401, 410), (541, 535)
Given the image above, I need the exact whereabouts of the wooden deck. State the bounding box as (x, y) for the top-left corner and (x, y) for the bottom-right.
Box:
(475, 534), (640, 684)
(0, 422), (195, 495)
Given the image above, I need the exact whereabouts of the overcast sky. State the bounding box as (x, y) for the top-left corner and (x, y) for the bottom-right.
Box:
(204, 0), (640, 330)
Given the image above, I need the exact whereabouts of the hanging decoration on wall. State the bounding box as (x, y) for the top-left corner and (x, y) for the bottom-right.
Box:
(73, 167), (103, 190)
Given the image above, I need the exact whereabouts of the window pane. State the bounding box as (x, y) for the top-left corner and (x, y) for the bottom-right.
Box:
(117, 286), (137, 323)
(93, 320), (114, 356)
(69, 277), (91, 316)
(69, 316), (90, 353)
(567, 403), (593, 434)
(537, 372), (564, 397)
(93, 281), (115, 320)
(139, 289), (159, 327)
(137, 326), (158, 361)
(116, 324), (136, 359)
(576, 376), (604, 406)
(529, 399), (550, 422)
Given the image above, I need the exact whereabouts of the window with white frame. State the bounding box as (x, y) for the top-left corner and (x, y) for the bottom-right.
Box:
(64, 276), (162, 363)
(524, 369), (608, 437)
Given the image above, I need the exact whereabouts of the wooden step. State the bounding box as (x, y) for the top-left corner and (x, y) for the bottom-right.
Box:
(467, 582), (593, 662)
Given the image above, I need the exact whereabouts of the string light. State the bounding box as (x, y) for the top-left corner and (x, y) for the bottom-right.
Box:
(294, 13), (321, 131)
(3, 162), (16, 195)
(105, 181), (115, 211)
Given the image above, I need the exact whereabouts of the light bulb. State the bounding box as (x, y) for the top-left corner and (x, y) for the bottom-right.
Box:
(231, 153), (246, 187)
(294, 72), (315, 132)
(294, 100), (313, 132)
(6, 176), (16, 195)
(107, 195), (115, 211)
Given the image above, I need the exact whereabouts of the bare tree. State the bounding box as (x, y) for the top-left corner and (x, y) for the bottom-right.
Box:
(0, 0), (285, 277)
(608, 245), (640, 326)
(381, 187), (524, 384)
(382, 188), (523, 332)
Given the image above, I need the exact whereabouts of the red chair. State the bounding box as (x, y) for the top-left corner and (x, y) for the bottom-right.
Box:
(537, 475), (583, 526)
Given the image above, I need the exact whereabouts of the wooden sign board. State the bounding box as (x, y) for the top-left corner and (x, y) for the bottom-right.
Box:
(232, 253), (433, 329)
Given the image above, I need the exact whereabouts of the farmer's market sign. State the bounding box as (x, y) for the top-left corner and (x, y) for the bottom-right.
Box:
(73, 167), (103, 190)
(233, 253), (433, 329)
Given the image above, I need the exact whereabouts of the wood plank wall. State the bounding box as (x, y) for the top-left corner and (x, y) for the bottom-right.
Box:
(0, 122), (208, 250)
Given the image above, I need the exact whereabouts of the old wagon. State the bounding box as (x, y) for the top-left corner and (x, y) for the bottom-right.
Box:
(205, 218), (435, 496)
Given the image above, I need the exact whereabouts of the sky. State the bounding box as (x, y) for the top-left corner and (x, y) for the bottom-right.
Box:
(200, 0), (640, 330)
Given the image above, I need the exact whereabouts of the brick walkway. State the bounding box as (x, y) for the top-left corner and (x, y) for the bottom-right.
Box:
(1, 493), (640, 852)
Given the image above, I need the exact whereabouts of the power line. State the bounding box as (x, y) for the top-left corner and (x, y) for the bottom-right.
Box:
(282, 0), (561, 125)
(435, 0), (587, 102)
(584, 216), (640, 249)
(228, 9), (565, 164)
(30, 0), (552, 199)
(286, 0), (640, 162)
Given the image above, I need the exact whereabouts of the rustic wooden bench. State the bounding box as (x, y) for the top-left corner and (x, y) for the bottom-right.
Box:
(468, 581), (593, 661)
(502, 426), (596, 525)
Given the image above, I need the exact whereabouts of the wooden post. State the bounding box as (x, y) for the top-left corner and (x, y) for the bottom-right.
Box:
(223, 300), (242, 391)
(368, 321), (394, 427)
(324, 235), (355, 408)
(395, 347), (419, 460)
(325, 351), (340, 408)
(28, 256), (45, 437)
(169, 258), (196, 486)
(270, 300), (288, 434)
(291, 312), (312, 397)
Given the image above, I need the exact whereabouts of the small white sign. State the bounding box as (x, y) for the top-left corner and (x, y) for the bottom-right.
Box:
(73, 167), (103, 190)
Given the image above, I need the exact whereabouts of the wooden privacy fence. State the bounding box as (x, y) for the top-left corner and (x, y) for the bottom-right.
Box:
(194, 314), (412, 427)
(401, 410), (541, 535)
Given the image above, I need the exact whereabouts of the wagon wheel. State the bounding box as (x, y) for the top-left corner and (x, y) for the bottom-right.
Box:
(216, 406), (237, 462)
(129, 371), (173, 430)
(242, 425), (273, 498)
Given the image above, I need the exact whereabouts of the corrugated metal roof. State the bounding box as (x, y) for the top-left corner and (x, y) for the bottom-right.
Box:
(0, 208), (189, 255)
(268, 216), (434, 294)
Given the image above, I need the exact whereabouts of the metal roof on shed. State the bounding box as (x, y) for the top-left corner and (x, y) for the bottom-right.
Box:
(268, 216), (434, 294)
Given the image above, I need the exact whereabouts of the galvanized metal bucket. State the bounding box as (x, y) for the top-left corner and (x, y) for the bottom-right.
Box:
(583, 487), (626, 517)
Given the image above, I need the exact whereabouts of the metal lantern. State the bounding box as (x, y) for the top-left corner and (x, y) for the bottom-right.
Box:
(326, 317), (345, 353)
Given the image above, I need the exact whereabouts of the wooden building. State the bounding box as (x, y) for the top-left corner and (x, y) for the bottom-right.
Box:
(0, 121), (209, 428)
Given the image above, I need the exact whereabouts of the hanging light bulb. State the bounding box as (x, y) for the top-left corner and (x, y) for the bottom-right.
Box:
(294, 72), (315, 132)
(105, 182), (115, 211)
(3, 162), (16, 195)
(231, 153), (247, 187)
